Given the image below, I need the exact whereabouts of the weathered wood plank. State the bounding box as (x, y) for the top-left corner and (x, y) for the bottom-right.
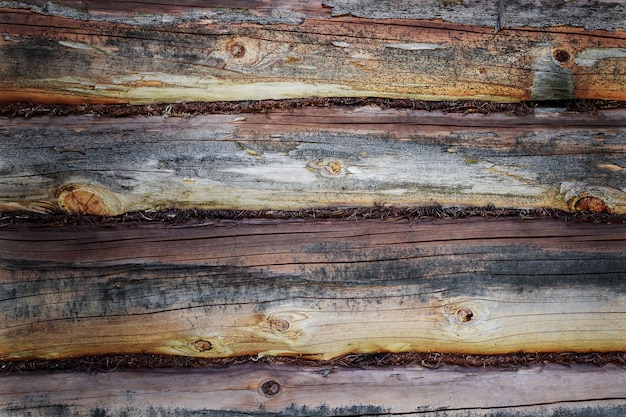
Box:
(326, 0), (626, 31)
(1, 364), (626, 416)
(1, 217), (625, 360)
(5, 0), (626, 30)
(2, 107), (625, 214)
(1, 2), (625, 104)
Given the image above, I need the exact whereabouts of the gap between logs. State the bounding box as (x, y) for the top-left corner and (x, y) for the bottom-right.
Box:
(1, 99), (625, 118)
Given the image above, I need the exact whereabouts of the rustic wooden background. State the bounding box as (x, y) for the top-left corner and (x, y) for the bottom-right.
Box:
(1, 1), (625, 416)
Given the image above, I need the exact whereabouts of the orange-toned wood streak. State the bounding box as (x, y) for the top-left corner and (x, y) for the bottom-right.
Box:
(0, 5), (624, 104)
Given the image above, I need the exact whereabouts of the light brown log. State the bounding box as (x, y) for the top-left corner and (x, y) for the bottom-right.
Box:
(1, 217), (625, 360)
(0, 2), (625, 104)
(1, 364), (626, 416)
(1, 106), (625, 215)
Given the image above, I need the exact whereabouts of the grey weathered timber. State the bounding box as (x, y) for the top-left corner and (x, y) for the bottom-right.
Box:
(1, 364), (626, 416)
(1, 107), (625, 215)
(325, 0), (626, 31)
(1, 217), (625, 360)
(4, 0), (625, 29)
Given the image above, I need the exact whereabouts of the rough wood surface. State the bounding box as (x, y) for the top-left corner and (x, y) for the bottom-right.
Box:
(1, 2), (625, 104)
(326, 0), (626, 31)
(1, 217), (625, 360)
(2, 106), (626, 215)
(2, 364), (626, 416)
(5, 0), (626, 29)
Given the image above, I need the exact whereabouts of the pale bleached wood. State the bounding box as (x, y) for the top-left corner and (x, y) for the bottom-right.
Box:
(1, 107), (625, 215)
(1, 3), (625, 104)
(1, 364), (626, 416)
(1, 218), (625, 360)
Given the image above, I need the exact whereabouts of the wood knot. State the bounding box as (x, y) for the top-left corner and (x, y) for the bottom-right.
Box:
(210, 37), (288, 73)
(227, 41), (246, 58)
(559, 182), (625, 214)
(552, 49), (571, 64)
(306, 159), (347, 178)
(56, 183), (122, 216)
(574, 196), (610, 213)
(270, 318), (290, 333)
(260, 380), (281, 397)
(192, 339), (213, 352)
(263, 311), (309, 339)
(327, 161), (342, 175)
(455, 308), (474, 323)
(443, 300), (488, 327)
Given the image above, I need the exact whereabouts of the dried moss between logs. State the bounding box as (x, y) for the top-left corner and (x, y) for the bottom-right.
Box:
(2, 205), (625, 227)
(3, 351), (626, 375)
(1, 98), (625, 118)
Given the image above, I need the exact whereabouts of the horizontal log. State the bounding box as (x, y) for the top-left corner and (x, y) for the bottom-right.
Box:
(327, 0), (626, 31)
(1, 364), (626, 416)
(1, 2), (625, 104)
(1, 217), (625, 360)
(1, 106), (625, 214)
(5, 0), (626, 30)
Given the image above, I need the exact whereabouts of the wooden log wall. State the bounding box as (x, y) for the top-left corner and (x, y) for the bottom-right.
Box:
(1, 215), (626, 415)
(1, 1), (626, 416)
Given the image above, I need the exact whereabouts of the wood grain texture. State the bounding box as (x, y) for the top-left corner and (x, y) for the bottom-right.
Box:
(1, 364), (626, 416)
(4, 0), (625, 29)
(326, 0), (626, 31)
(1, 217), (625, 360)
(2, 106), (625, 214)
(0, 2), (625, 104)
